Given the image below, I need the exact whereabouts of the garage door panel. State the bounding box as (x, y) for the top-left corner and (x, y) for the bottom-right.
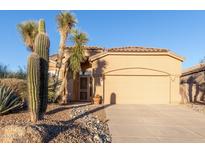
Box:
(104, 76), (170, 104)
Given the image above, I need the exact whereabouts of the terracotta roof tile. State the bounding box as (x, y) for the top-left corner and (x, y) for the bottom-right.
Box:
(182, 63), (205, 76)
(49, 54), (58, 61)
(65, 46), (104, 50)
(50, 46), (183, 62)
(108, 46), (169, 52)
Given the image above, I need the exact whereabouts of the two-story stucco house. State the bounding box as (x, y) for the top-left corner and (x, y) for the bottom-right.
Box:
(49, 46), (184, 104)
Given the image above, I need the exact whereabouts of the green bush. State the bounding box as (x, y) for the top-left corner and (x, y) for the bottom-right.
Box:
(48, 75), (56, 103)
(0, 85), (24, 115)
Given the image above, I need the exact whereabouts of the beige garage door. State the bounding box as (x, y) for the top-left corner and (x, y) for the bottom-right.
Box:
(104, 76), (170, 104)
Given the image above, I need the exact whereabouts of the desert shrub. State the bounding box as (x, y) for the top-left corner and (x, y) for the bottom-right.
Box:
(48, 88), (55, 103)
(0, 78), (27, 102)
(0, 64), (9, 78)
(0, 85), (24, 115)
(48, 76), (56, 103)
(12, 67), (27, 79)
(0, 64), (26, 79)
(0, 74), (56, 104)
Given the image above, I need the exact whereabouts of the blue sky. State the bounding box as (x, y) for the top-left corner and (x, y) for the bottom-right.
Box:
(0, 10), (205, 71)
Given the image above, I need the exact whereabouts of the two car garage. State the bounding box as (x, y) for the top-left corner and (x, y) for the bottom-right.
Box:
(90, 47), (184, 105)
(104, 75), (170, 104)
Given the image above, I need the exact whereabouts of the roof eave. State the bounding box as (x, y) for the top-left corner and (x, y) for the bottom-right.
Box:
(89, 51), (185, 62)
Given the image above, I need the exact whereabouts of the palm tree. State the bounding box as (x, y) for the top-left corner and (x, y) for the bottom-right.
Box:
(55, 30), (88, 104)
(17, 21), (38, 52)
(54, 11), (76, 91)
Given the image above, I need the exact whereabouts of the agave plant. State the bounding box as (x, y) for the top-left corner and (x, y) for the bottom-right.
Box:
(0, 85), (23, 115)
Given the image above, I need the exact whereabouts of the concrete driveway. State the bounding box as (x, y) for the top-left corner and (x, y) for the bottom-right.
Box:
(105, 104), (205, 143)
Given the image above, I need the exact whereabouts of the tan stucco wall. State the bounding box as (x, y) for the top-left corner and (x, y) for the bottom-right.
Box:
(180, 71), (205, 104)
(92, 54), (182, 104)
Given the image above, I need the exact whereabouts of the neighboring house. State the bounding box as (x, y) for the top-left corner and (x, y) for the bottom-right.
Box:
(49, 46), (184, 104)
(180, 63), (205, 104)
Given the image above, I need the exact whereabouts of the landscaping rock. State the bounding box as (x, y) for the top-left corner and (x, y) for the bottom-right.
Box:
(69, 106), (112, 143)
(0, 104), (112, 143)
(0, 124), (46, 143)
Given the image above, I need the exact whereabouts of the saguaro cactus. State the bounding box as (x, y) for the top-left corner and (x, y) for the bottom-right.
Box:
(27, 53), (40, 123)
(34, 19), (50, 118)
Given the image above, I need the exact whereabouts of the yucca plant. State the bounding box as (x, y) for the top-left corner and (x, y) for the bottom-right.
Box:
(69, 29), (88, 79)
(0, 85), (23, 115)
(17, 21), (38, 52)
(54, 11), (76, 93)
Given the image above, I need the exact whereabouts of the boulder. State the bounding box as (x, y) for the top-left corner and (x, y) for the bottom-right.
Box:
(0, 124), (46, 143)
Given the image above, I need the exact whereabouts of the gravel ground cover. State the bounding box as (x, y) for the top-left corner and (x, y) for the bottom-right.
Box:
(0, 103), (112, 143)
(184, 102), (205, 114)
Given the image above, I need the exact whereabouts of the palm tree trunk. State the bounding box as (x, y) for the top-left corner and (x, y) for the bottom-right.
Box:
(55, 55), (70, 104)
(53, 33), (66, 92)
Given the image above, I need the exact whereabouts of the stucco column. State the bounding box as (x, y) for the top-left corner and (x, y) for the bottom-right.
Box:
(170, 75), (181, 104)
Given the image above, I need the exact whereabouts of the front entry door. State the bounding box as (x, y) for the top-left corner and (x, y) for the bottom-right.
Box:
(79, 76), (90, 101)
